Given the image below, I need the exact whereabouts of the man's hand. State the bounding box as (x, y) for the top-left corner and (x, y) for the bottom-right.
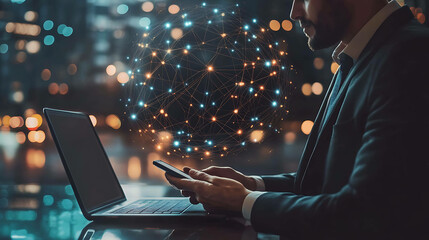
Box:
(179, 166), (256, 205)
(165, 169), (251, 214)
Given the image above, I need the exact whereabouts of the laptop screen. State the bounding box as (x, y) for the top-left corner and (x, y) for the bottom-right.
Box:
(45, 109), (125, 213)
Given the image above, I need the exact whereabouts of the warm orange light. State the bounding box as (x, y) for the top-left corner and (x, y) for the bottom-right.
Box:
(146, 73), (152, 79)
(212, 116), (216, 122)
(205, 151), (210, 156)
(89, 115), (97, 126)
(168, 4), (180, 14)
(238, 82), (245, 86)
(128, 156), (141, 180)
(282, 20), (293, 31)
(221, 33), (227, 38)
(250, 130), (264, 143)
(117, 72), (129, 84)
(160, 109), (165, 114)
(207, 65), (214, 71)
(161, 61), (165, 65)
(301, 120), (314, 135)
(26, 149), (45, 168)
(237, 129), (243, 135)
(106, 114), (121, 129)
(152, 52), (157, 57)
(25, 117), (38, 130)
(106, 65), (116, 76)
(223, 146), (227, 151)
(301, 83), (312, 96)
(183, 49), (188, 54)
(233, 109), (238, 114)
(269, 20), (281, 31)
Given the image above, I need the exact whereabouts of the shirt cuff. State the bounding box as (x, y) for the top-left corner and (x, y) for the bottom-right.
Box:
(249, 175), (266, 191)
(242, 191), (266, 221)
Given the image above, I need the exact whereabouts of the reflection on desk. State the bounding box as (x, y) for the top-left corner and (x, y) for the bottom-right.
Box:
(0, 184), (279, 240)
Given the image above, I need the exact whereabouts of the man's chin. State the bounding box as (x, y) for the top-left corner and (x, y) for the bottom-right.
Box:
(308, 36), (338, 51)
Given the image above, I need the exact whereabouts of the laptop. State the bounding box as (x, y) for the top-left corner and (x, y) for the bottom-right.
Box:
(43, 108), (223, 221)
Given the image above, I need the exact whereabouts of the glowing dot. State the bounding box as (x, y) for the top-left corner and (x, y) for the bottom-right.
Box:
(168, 4), (180, 14)
(202, 2), (206, 6)
(146, 73), (151, 79)
(131, 114), (137, 120)
(233, 109), (238, 114)
(208, 20), (212, 24)
(241, 142), (246, 146)
(117, 4), (129, 14)
(173, 141), (180, 147)
(139, 101), (144, 106)
(106, 65), (116, 76)
(269, 20), (281, 31)
(43, 35), (55, 46)
(265, 61), (271, 67)
(117, 72), (129, 84)
(331, 61), (340, 74)
(244, 25), (249, 30)
(152, 52), (157, 57)
(207, 140), (213, 145)
(139, 17), (151, 28)
(161, 61), (165, 65)
(200, 104), (204, 108)
(312, 82), (323, 95)
(282, 20), (293, 31)
(213, 8), (218, 13)
(272, 101), (278, 107)
(212, 116), (216, 121)
(275, 89), (280, 95)
(171, 28), (183, 40)
(183, 49), (188, 54)
(238, 82), (245, 86)
(205, 151), (210, 156)
(237, 129), (243, 135)
(43, 20), (54, 30)
(301, 83), (312, 96)
(301, 120), (314, 135)
(250, 130), (264, 143)
(207, 65), (214, 71)
(186, 147), (192, 152)
(252, 18), (257, 23)
(221, 33), (227, 38)
(168, 88), (172, 93)
(165, 22), (171, 29)
(142, 1), (154, 12)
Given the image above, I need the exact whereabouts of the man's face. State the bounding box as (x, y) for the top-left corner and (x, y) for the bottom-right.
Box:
(290, 0), (351, 50)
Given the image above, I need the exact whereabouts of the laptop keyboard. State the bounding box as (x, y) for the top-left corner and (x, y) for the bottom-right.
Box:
(111, 199), (192, 214)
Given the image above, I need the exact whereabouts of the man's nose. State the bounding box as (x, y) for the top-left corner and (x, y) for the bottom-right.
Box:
(290, 0), (304, 21)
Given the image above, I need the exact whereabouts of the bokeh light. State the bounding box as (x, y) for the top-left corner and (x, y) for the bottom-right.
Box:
(142, 1), (154, 12)
(301, 120), (314, 135)
(106, 65), (116, 76)
(281, 20), (293, 31)
(269, 20), (280, 31)
(168, 4), (180, 15)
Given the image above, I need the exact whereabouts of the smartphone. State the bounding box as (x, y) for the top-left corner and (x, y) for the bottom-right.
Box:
(153, 160), (193, 179)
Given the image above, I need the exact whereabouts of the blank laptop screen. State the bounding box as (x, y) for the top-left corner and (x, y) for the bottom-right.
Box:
(45, 110), (124, 212)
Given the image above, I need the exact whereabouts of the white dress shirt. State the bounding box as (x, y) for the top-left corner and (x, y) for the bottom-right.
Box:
(241, 0), (401, 222)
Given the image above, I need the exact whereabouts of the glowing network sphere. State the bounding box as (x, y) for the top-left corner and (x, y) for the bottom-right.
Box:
(124, 3), (292, 159)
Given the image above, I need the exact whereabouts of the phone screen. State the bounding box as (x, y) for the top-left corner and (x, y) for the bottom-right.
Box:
(153, 160), (192, 179)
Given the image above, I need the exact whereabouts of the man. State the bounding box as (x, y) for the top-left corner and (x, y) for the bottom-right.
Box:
(166, 0), (429, 237)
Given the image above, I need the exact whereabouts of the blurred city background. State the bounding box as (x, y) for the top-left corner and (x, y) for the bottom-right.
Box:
(0, 0), (427, 184)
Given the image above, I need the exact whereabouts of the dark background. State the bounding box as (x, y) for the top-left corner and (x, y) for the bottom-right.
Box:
(0, 0), (427, 185)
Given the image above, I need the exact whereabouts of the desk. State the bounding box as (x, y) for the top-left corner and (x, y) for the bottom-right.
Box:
(0, 184), (279, 239)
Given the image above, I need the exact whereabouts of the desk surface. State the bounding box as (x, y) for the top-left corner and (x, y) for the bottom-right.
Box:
(0, 183), (279, 240)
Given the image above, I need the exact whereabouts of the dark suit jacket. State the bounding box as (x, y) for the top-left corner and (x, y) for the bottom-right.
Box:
(251, 6), (429, 238)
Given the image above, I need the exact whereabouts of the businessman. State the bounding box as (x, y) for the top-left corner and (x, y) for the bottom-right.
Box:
(166, 0), (429, 237)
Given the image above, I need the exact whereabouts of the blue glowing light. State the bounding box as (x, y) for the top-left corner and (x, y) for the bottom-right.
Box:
(43, 20), (54, 30)
(256, 47), (260, 51)
(166, 40), (170, 44)
(202, 2), (206, 6)
(241, 141), (246, 146)
(62, 27), (73, 37)
(186, 147), (192, 152)
(139, 17), (151, 28)
(150, 86), (154, 90)
(57, 24), (66, 35)
(177, 64), (181, 68)
(208, 20), (212, 24)
(139, 101), (144, 106)
(272, 101), (278, 107)
(265, 61), (271, 67)
(275, 89), (280, 95)
(244, 25), (249, 30)
(186, 44), (191, 50)
(0, 44), (8, 54)
(165, 22), (171, 29)
(168, 88), (172, 93)
(213, 8), (218, 13)
(252, 35), (257, 39)
(207, 140), (213, 145)
(131, 114), (137, 120)
(11, 0), (26, 3)
(61, 199), (73, 210)
(117, 4), (129, 14)
(249, 87), (254, 93)
(205, 91), (209, 95)
(200, 104), (204, 108)
(43, 195), (54, 206)
(127, 98), (131, 102)
(173, 141), (180, 147)
(211, 102), (216, 106)
(252, 19), (257, 23)
(282, 66), (286, 70)
(184, 21), (193, 27)
(43, 35), (55, 46)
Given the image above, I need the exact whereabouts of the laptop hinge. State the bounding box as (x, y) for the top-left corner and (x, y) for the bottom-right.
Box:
(88, 198), (126, 215)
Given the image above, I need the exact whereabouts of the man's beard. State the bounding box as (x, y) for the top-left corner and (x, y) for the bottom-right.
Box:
(304, 2), (351, 51)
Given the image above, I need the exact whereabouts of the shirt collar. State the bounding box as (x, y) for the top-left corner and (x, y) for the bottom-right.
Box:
(332, 0), (401, 64)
